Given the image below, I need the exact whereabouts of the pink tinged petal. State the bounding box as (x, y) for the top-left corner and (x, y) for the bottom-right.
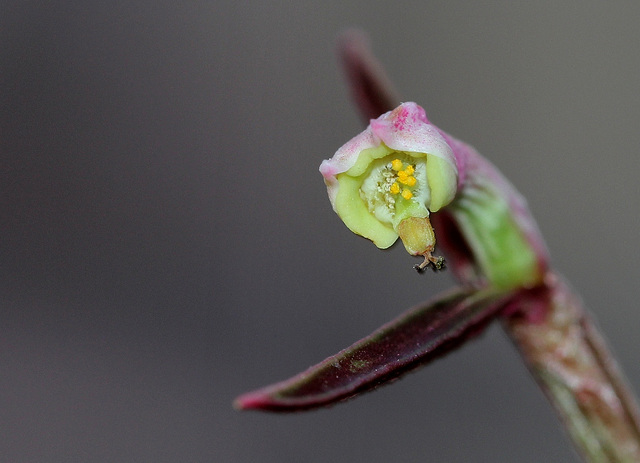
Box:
(369, 103), (458, 211)
(319, 128), (378, 209)
(372, 105), (456, 169)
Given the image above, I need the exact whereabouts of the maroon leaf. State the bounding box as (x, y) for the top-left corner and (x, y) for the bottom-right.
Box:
(337, 29), (400, 123)
(235, 286), (515, 412)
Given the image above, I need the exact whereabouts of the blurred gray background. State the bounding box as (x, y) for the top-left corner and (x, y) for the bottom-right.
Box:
(2, 2), (639, 462)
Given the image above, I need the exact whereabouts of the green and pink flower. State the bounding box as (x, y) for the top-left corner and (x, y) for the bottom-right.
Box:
(320, 102), (457, 267)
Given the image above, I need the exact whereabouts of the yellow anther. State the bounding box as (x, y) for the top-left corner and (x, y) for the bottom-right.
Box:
(402, 188), (413, 200)
(404, 165), (415, 175)
(391, 159), (403, 171)
(399, 176), (416, 187)
(389, 182), (400, 195)
(397, 170), (408, 179)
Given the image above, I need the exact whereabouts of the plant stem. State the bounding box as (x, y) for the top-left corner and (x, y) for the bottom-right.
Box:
(503, 274), (640, 462)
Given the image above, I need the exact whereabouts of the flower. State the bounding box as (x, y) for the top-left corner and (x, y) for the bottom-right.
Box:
(319, 102), (457, 268)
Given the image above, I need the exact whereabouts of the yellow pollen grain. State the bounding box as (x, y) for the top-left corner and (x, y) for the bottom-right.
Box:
(391, 159), (403, 171)
(404, 165), (415, 175)
(389, 182), (400, 195)
(397, 170), (408, 179)
(402, 188), (413, 200)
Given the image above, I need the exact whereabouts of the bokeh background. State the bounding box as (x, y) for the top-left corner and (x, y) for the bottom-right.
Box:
(2, 2), (639, 462)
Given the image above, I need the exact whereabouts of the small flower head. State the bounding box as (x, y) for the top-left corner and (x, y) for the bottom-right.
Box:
(320, 102), (457, 265)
